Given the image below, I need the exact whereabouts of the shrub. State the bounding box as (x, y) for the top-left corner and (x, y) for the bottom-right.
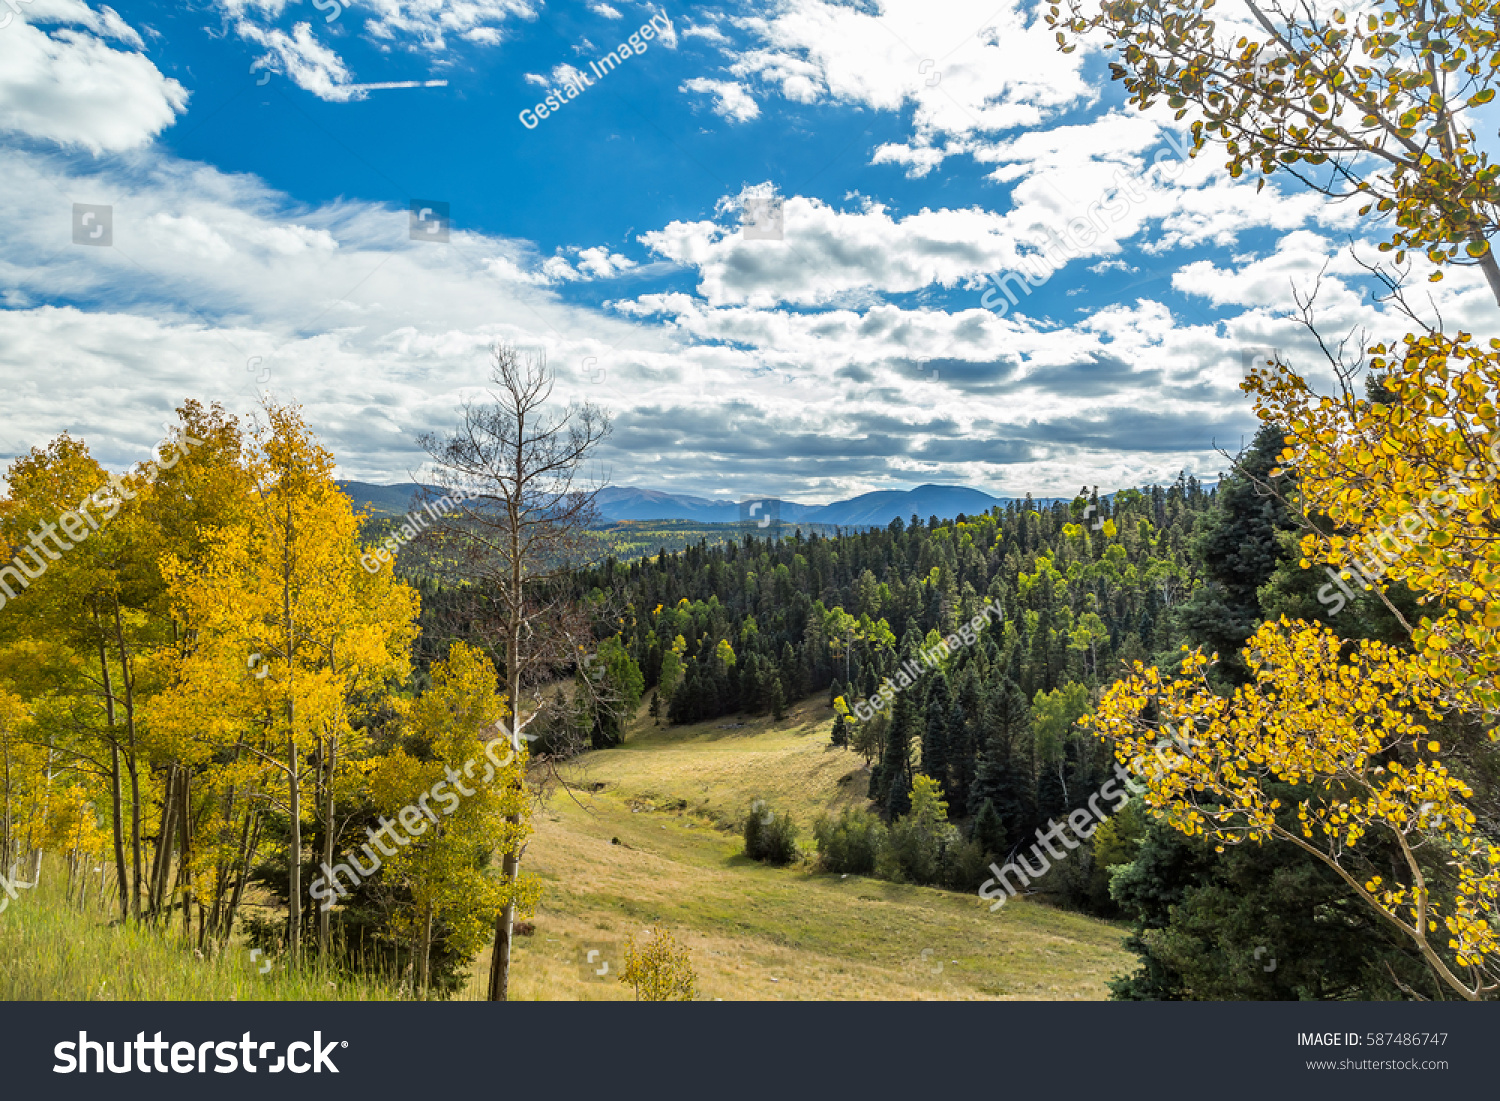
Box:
(942, 835), (990, 891)
(620, 925), (698, 1001)
(814, 806), (887, 875)
(743, 799), (799, 865)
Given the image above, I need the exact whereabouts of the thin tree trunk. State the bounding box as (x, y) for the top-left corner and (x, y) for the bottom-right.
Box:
(150, 765), (179, 917)
(96, 614), (129, 925)
(179, 771), (193, 939)
(0, 716), (11, 878)
(417, 902), (433, 999)
(284, 497), (302, 965)
(66, 814), (83, 903)
(319, 733), (335, 955)
(224, 813), (261, 943)
(1476, 241), (1500, 308)
(113, 599), (143, 922)
(487, 508), (525, 1002)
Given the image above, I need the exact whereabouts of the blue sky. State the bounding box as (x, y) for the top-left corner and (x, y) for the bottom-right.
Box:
(1, 0), (1494, 504)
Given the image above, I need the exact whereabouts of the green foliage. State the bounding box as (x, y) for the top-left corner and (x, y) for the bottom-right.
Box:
(619, 925), (698, 1001)
(879, 776), (961, 886)
(588, 635), (645, 747)
(814, 806), (888, 875)
(743, 799), (799, 866)
(970, 799), (1008, 864)
(1108, 817), (1432, 1001)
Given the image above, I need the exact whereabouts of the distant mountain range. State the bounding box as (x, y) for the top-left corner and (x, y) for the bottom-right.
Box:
(338, 481), (1060, 528)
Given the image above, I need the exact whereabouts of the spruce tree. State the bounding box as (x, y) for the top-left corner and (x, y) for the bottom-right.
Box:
(920, 675), (951, 796)
(1170, 423), (1294, 684)
(971, 799), (1008, 863)
(969, 676), (1033, 843)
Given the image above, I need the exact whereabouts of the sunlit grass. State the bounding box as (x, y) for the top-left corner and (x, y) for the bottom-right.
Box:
(0, 864), (393, 1001)
(459, 696), (1133, 1001)
(2, 694), (1132, 1001)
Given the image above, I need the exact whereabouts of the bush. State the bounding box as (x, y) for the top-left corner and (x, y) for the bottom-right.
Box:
(942, 835), (990, 891)
(620, 925), (698, 1001)
(814, 807), (887, 875)
(884, 814), (961, 885)
(743, 799), (799, 865)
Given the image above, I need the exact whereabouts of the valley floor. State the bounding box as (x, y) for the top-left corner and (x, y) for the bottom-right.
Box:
(465, 697), (1134, 1000)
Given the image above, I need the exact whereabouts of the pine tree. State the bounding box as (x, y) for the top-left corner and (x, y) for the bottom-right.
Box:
(920, 676), (951, 797)
(1170, 423), (1295, 684)
(971, 799), (1008, 863)
(884, 764), (912, 819)
(969, 676), (1033, 843)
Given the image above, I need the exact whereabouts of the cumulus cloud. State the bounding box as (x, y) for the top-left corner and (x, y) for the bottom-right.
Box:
(542, 246), (639, 282)
(526, 62), (589, 91)
(681, 0), (1091, 163)
(5, 0), (1473, 504)
(357, 0), (536, 52)
(682, 21), (729, 44)
(680, 77), (759, 121)
(0, 0), (187, 151)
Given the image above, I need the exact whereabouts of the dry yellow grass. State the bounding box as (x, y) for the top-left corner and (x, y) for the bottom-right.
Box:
(461, 696), (1134, 1000)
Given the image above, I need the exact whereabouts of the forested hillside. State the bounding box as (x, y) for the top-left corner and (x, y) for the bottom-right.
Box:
(539, 423), (1462, 999)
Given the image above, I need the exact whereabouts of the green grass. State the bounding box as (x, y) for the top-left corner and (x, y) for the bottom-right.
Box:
(1, 692), (1134, 1001)
(461, 695), (1134, 1000)
(0, 869), (393, 1001)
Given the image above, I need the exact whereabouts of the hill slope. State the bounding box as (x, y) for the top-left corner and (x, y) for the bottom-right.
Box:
(466, 695), (1132, 1000)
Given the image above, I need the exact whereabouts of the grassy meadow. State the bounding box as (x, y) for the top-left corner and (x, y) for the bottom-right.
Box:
(1, 694), (1132, 1001)
(460, 696), (1133, 1001)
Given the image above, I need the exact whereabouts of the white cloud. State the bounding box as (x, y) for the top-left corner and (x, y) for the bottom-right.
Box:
(357, 0), (537, 52)
(1, 135), (1455, 501)
(542, 246), (639, 282)
(0, 1), (187, 151)
(526, 62), (588, 91)
(648, 6), (677, 47)
(238, 21), (360, 100)
(690, 0), (1091, 163)
(589, 2), (622, 18)
(682, 21), (729, 44)
(680, 77), (759, 122)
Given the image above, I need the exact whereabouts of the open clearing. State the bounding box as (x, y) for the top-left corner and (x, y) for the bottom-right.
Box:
(467, 696), (1134, 1001)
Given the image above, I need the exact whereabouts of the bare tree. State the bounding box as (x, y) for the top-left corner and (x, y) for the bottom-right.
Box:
(417, 344), (611, 1002)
